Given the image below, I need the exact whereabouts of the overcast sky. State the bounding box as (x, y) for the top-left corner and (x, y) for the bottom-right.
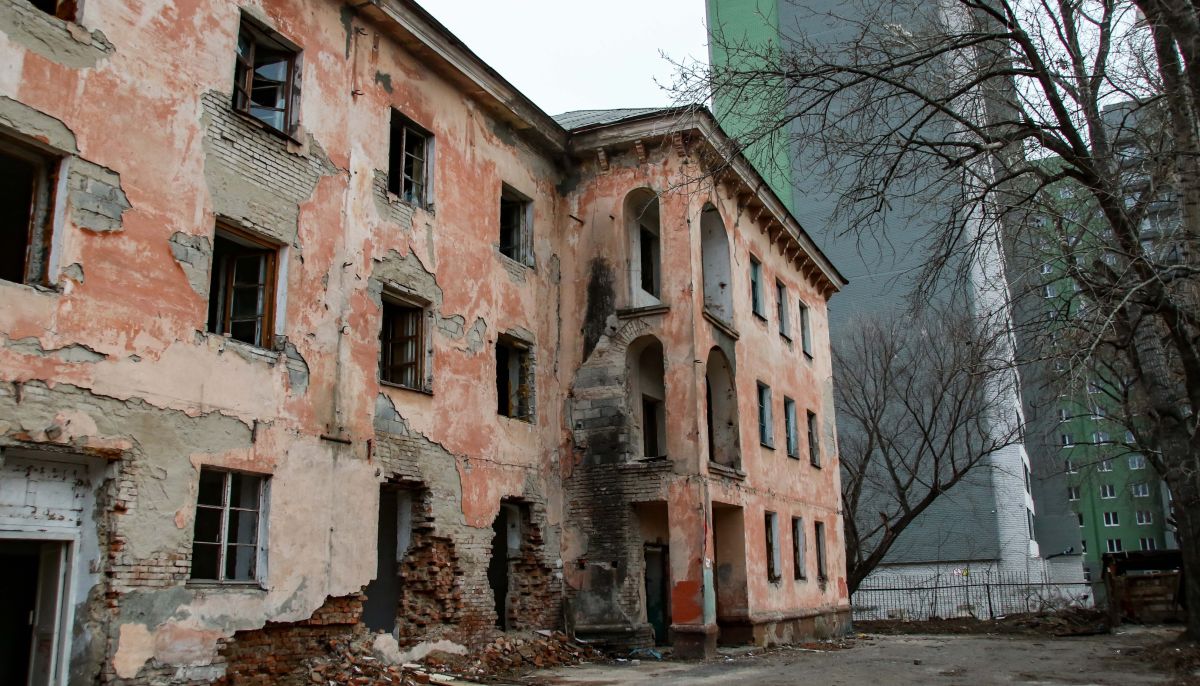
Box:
(421, 1), (711, 117)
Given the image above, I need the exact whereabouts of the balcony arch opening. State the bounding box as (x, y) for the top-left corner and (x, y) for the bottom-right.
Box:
(628, 335), (667, 460)
(625, 188), (662, 307)
(700, 204), (733, 323)
(705, 346), (740, 468)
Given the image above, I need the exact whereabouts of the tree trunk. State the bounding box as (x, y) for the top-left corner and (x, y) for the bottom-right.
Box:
(1173, 484), (1200, 639)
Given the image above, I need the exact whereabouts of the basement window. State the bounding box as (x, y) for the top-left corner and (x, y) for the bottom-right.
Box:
(496, 335), (533, 422)
(792, 516), (807, 580)
(191, 468), (267, 583)
(0, 135), (57, 286)
(233, 17), (302, 135)
(389, 111), (432, 208)
(765, 511), (781, 581)
(380, 295), (427, 391)
(499, 185), (533, 265)
(207, 225), (280, 349)
(30, 0), (76, 20)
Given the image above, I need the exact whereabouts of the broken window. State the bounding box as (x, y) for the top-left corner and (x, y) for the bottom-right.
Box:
(807, 410), (820, 466)
(0, 135), (57, 285)
(764, 511), (781, 581)
(626, 189), (661, 304)
(784, 397), (798, 458)
(798, 300), (812, 357)
(388, 111), (432, 208)
(792, 516), (806, 580)
(496, 335), (533, 421)
(380, 295), (426, 390)
(499, 184), (532, 265)
(191, 468), (266, 583)
(207, 225), (279, 348)
(30, 0), (76, 20)
(750, 256), (765, 318)
(776, 280), (790, 338)
(233, 17), (301, 134)
(814, 520), (827, 581)
(757, 382), (773, 447)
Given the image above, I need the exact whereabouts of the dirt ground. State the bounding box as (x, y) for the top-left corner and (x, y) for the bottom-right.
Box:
(520, 626), (1191, 686)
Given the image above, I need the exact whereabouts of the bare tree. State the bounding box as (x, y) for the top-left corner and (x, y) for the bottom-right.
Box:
(678, 0), (1200, 636)
(837, 307), (1021, 593)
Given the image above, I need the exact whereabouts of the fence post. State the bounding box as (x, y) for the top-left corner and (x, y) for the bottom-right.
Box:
(986, 581), (994, 619)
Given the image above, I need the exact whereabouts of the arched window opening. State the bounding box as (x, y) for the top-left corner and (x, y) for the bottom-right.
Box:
(628, 336), (667, 459)
(705, 347), (740, 468)
(625, 189), (662, 306)
(700, 205), (733, 323)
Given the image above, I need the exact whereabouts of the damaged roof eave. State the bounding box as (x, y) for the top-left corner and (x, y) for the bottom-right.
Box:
(351, 0), (569, 156)
(566, 110), (849, 294)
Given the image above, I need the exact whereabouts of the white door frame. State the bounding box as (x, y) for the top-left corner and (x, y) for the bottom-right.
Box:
(0, 528), (77, 686)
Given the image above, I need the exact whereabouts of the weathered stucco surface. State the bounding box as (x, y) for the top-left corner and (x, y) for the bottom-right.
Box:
(0, 0), (849, 683)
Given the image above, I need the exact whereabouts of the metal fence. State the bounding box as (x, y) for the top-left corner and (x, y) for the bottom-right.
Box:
(851, 570), (1094, 621)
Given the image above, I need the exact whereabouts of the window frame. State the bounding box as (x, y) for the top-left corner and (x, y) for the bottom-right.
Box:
(784, 397), (799, 458)
(190, 467), (268, 585)
(499, 183), (534, 267)
(807, 410), (821, 467)
(1067, 486), (1079, 501)
(750, 255), (766, 319)
(379, 293), (430, 391)
(1100, 483), (1116, 499)
(232, 17), (302, 136)
(776, 280), (791, 339)
(792, 516), (807, 580)
(765, 511), (781, 582)
(496, 334), (534, 422)
(1106, 538), (1123, 553)
(814, 520), (828, 581)
(798, 300), (813, 358)
(757, 381), (774, 448)
(1103, 511), (1119, 527)
(1131, 482), (1150, 498)
(0, 134), (58, 286)
(1136, 510), (1153, 525)
(388, 110), (434, 209)
(207, 223), (280, 350)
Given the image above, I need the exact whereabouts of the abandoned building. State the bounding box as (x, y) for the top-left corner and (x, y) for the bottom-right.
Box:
(0, 0), (849, 683)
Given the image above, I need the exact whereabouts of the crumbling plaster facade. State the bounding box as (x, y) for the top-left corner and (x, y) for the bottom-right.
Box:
(0, 0), (848, 683)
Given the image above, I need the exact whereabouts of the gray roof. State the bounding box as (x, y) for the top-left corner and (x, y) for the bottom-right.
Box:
(553, 108), (672, 131)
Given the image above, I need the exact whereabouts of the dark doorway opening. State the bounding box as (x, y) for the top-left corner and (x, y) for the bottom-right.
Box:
(0, 541), (40, 684)
(488, 507), (511, 629)
(363, 488), (404, 633)
(644, 545), (669, 645)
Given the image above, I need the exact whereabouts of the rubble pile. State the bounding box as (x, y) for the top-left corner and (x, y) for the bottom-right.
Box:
(421, 631), (602, 678)
(304, 636), (417, 685)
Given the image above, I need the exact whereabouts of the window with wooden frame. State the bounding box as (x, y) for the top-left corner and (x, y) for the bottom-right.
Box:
(388, 111), (432, 208)
(499, 184), (533, 265)
(784, 397), (799, 458)
(765, 511), (781, 581)
(233, 17), (301, 135)
(496, 335), (533, 421)
(814, 520), (828, 581)
(30, 0), (76, 20)
(207, 225), (279, 348)
(807, 410), (821, 467)
(379, 295), (426, 390)
(0, 134), (58, 285)
(792, 516), (807, 580)
(776, 280), (791, 338)
(191, 467), (267, 583)
(798, 300), (813, 357)
(750, 256), (766, 318)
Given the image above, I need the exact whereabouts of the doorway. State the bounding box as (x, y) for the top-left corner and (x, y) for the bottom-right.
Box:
(0, 539), (68, 686)
(364, 488), (414, 633)
(489, 503), (522, 630)
(643, 545), (670, 644)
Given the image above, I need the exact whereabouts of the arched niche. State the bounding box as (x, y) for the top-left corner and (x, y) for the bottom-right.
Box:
(625, 188), (662, 307)
(700, 204), (733, 323)
(705, 346), (740, 468)
(627, 335), (667, 459)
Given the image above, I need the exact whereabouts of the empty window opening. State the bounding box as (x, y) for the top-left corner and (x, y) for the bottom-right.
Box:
(380, 296), (425, 390)
(750, 256), (766, 318)
(388, 111), (432, 208)
(629, 336), (667, 459)
(499, 184), (532, 264)
(704, 347), (741, 468)
(765, 511), (781, 581)
(626, 189), (661, 305)
(784, 397), (799, 458)
(191, 468), (266, 583)
(814, 520), (828, 581)
(807, 410), (821, 466)
(207, 225), (279, 348)
(700, 205), (734, 323)
(757, 382), (773, 448)
(776, 280), (790, 338)
(798, 300), (812, 357)
(233, 18), (301, 134)
(792, 516), (806, 580)
(0, 136), (56, 285)
(30, 0), (76, 21)
(496, 335), (533, 421)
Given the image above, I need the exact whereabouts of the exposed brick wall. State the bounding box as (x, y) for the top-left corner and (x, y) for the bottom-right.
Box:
(394, 491), (466, 645)
(216, 594), (365, 686)
(506, 503), (561, 632)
